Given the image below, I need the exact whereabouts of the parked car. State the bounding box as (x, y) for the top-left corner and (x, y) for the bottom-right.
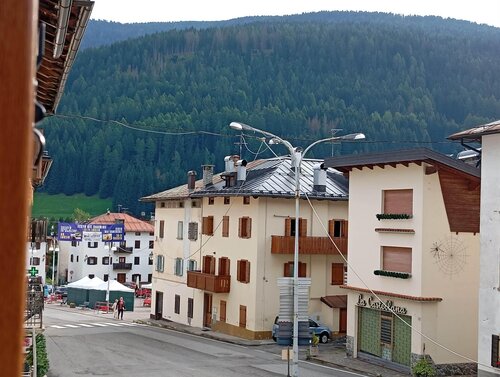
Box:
(272, 316), (331, 344)
(54, 286), (67, 298)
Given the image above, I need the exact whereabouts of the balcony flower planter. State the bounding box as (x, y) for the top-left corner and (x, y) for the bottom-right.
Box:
(376, 213), (412, 220)
(374, 270), (411, 279)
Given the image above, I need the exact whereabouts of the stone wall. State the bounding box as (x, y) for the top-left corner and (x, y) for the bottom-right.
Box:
(411, 353), (477, 376)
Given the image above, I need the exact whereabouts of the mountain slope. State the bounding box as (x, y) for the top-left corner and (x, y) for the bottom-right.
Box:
(42, 12), (500, 215)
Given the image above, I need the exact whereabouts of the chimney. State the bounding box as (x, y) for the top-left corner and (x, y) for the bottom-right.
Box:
(187, 170), (196, 191)
(224, 156), (234, 172)
(202, 165), (214, 187)
(313, 163), (327, 192)
(236, 159), (248, 185)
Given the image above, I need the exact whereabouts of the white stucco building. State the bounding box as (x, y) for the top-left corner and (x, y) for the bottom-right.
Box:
(26, 241), (47, 284)
(142, 156), (350, 339)
(59, 212), (154, 286)
(325, 148), (480, 374)
(450, 121), (500, 377)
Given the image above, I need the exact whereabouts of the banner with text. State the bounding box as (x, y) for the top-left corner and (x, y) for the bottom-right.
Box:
(57, 223), (125, 242)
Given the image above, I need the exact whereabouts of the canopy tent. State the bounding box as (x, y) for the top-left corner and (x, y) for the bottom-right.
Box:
(95, 280), (134, 292)
(141, 283), (152, 289)
(68, 276), (105, 289)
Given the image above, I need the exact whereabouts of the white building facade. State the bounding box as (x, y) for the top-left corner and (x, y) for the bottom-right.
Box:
(450, 122), (500, 377)
(325, 148), (480, 374)
(60, 212), (154, 286)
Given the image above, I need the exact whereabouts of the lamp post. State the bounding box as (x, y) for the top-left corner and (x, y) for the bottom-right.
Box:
(49, 226), (59, 290)
(229, 122), (364, 377)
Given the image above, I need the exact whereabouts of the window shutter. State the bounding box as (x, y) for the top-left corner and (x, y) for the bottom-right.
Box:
(299, 218), (307, 237)
(210, 256), (215, 274)
(299, 262), (306, 277)
(383, 246), (412, 273)
(492, 334), (500, 367)
(328, 220), (334, 236)
(222, 216), (229, 237)
(159, 220), (165, 238)
(383, 189), (413, 215)
(202, 217), (207, 235)
(245, 260), (250, 283)
(208, 216), (214, 235)
(285, 218), (292, 236)
(238, 217), (242, 238)
(188, 222), (198, 240)
(237, 260), (241, 281)
(284, 263), (289, 277)
(342, 220), (348, 238)
(187, 298), (194, 319)
(239, 305), (247, 328)
(245, 217), (252, 238)
(203, 255), (211, 274)
(331, 263), (344, 285)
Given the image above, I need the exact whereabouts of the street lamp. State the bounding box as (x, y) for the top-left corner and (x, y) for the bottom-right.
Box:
(229, 121), (364, 377)
(49, 226), (59, 291)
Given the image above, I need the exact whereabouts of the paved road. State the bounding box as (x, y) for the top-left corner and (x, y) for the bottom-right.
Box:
(44, 306), (367, 377)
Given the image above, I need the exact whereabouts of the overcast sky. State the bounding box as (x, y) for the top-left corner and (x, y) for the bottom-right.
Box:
(91, 0), (500, 28)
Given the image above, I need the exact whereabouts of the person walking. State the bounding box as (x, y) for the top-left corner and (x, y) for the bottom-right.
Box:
(117, 297), (125, 320)
(112, 299), (118, 319)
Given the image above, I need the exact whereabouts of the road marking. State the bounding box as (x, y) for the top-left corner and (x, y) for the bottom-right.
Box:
(50, 325), (66, 329)
(103, 322), (123, 327)
(91, 323), (109, 327)
(64, 324), (79, 328)
(77, 323), (94, 327)
(120, 322), (139, 326)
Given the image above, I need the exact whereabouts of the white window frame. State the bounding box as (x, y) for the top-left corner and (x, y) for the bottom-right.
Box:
(188, 259), (197, 271)
(156, 255), (164, 272)
(174, 257), (184, 276)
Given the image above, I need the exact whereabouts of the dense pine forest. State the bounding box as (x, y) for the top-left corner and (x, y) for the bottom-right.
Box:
(40, 12), (500, 216)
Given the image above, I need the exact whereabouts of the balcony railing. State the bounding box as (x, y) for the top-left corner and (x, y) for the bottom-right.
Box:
(271, 235), (347, 255)
(116, 246), (133, 253)
(186, 271), (230, 293)
(113, 263), (132, 270)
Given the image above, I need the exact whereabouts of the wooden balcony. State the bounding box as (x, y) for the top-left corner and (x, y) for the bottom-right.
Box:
(271, 235), (347, 255)
(113, 263), (132, 270)
(186, 271), (230, 293)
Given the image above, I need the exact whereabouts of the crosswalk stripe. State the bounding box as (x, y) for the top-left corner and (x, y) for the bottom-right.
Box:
(64, 324), (79, 328)
(119, 322), (138, 326)
(102, 322), (123, 327)
(77, 324), (94, 327)
(50, 325), (66, 329)
(91, 323), (109, 327)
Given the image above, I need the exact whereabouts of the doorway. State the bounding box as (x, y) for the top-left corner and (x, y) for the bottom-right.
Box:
(203, 293), (212, 328)
(339, 308), (347, 333)
(117, 273), (126, 283)
(155, 291), (163, 320)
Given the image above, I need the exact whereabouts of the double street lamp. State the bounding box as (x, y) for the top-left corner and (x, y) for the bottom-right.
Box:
(229, 122), (365, 377)
(49, 226), (59, 290)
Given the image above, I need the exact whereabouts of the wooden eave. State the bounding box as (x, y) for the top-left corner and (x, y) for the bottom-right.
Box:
(324, 148), (480, 233)
(37, 0), (93, 114)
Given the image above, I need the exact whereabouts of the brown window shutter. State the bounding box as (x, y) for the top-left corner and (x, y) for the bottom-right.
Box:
(238, 217), (243, 238)
(299, 262), (306, 277)
(245, 260), (250, 283)
(331, 263), (344, 285)
(202, 255), (210, 274)
(492, 334), (499, 367)
(246, 217), (252, 238)
(382, 246), (412, 273)
(237, 260), (241, 281)
(383, 189), (413, 215)
(159, 220), (165, 238)
(328, 220), (334, 236)
(208, 216), (214, 235)
(299, 218), (307, 237)
(202, 217), (207, 235)
(210, 256), (215, 274)
(222, 216), (229, 237)
(284, 263), (289, 277)
(342, 220), (348, 238)
(285, 218), (292, 236)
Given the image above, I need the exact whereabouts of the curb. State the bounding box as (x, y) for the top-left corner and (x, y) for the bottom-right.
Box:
(134, 319), (274, 347)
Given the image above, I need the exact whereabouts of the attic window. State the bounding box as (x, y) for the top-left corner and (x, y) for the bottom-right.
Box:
(160, 202), (165, 208)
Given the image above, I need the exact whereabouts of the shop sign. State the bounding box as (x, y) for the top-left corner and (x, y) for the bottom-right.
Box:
(356, 294), (408, 315)
(58, 223), (124, 242)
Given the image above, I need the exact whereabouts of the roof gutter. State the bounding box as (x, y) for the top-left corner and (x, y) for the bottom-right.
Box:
(53, 0), (73, 59)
